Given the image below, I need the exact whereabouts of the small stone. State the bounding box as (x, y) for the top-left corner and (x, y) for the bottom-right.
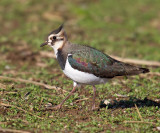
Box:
(104, 99), (111, 105)
(157, 127), (160, 131)
(5, 65), (10, 70)
(29, 104), (33, 111)
(49, 115), (53, 118)
(45, 103), (52, 108)
(64, 125), (67, 128)
(155, 99), (160, 102)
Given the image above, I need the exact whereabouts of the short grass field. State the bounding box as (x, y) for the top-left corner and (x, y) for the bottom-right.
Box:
(0, 0), (160, 132)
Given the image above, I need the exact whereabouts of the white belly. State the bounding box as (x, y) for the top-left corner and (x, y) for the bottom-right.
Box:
(63, 58), (108, 85)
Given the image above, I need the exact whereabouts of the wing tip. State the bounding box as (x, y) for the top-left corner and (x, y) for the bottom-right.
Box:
(140, 68), (150, 73)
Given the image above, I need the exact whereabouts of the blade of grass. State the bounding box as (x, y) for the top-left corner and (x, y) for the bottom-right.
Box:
(0, 102), (44, 120)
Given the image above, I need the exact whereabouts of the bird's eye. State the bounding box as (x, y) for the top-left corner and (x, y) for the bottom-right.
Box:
(52, 36), (56, 40)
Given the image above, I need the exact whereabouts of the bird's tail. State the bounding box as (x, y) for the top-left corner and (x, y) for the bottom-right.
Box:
(139, 67), (150, 73)
(122, 63), (149, 76)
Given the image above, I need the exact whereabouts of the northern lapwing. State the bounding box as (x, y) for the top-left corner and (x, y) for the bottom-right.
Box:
(41, 24), (149, 110)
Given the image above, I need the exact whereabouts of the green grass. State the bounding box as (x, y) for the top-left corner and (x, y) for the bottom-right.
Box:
(0, 0), (160, 132)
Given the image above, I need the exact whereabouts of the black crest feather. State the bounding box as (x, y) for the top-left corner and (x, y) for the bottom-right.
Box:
(49, 24), (64, 35)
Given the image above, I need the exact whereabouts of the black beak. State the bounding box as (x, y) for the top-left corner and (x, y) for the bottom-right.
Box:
(40, 42), (48, 47)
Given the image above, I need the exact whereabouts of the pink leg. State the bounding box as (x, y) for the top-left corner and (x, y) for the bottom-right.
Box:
(91, 85), (97, 110)
(48, 86), (77, 110)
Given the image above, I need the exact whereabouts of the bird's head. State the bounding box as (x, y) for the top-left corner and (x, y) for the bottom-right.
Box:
(41, 24), (67, 53)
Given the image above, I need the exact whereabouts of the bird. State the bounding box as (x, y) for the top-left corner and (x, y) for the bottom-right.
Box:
(41, 24), (149, 110)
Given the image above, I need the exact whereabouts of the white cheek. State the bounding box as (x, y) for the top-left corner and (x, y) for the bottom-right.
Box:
(47, 39), (52, 46)
(48, 37), (52, 43)
(51, 41), (63, 57)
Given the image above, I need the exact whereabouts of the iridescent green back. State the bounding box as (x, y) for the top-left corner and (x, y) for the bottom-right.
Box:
(65, 44), (148, 78)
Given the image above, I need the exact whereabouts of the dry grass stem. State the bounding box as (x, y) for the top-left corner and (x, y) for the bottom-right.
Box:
(0, 75), (67, 93)
(39, 97), (43, 109)
(111, 55), (160, 67)
(135, 104), (143, 121)
(124, 121), (156, 125)
(74, 98), (89, 103)
(0, 127), (31, 133)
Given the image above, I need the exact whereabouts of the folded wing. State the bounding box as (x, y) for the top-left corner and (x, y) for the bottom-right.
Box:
(68, 48), (149, 78)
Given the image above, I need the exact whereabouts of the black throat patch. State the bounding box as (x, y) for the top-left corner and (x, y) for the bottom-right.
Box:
(57, 49), (67, 70)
